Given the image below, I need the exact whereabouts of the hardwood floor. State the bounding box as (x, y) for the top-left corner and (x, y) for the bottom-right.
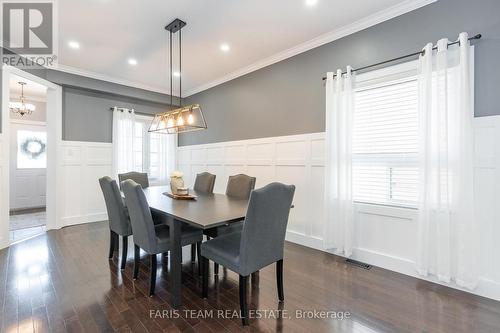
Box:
(1, 221), (499, 333)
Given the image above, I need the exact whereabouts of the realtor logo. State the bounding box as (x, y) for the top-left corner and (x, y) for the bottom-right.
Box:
(3, 2), (53, 53)
(2, 1), (57, 68)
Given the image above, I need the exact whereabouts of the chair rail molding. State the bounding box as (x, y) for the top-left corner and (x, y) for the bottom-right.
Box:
(178, 115), (500, 301)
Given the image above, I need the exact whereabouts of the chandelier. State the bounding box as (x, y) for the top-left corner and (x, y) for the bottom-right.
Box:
(9, 82), (36, 117)
(149, 19), (207, 134)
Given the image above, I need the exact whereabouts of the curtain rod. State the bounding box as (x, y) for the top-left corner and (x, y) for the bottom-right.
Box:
(321, 34), (481, 81)
(109, 107), (151, 117)
(109, 107), (134, 113)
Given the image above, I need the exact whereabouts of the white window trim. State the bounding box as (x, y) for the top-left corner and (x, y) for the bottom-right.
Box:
(355, 59), (418, 88)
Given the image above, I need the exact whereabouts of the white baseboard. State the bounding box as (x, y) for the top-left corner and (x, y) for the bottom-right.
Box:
(286, 231), (323, 251)
(341, 246), (500, 302)
(61, 212), (108, 226)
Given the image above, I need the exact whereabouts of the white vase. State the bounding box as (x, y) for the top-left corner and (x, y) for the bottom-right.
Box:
(170, 177), (184, 194)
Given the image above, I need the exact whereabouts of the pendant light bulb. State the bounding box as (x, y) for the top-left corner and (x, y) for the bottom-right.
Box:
(159, 117), (167, 129)
(167, 117), (175, 128)
(177, 114), (184, 126)
(187, 113), (194, 125)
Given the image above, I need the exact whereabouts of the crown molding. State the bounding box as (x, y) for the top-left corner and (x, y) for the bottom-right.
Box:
(54, 64), (176, 97)
(183, 0), (437, 96)
(52, 0), (436, 98)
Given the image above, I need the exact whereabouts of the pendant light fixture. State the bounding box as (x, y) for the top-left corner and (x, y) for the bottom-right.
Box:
(149, 18), (207, 134)
(9, 82), (36, 117)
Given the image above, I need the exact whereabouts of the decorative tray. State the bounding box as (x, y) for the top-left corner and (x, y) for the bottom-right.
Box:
(163, 192), (197, 200)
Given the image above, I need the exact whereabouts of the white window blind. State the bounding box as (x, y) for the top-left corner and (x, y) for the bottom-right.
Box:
(353, 77), (419, 208)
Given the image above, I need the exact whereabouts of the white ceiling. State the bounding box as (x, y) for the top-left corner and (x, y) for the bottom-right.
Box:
(56, 0), (432, 96)
(10, 74), (47, 100)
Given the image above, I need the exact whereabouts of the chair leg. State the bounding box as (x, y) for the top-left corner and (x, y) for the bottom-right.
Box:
(191, 244), (196, 263)
(277, 259), (284, 302)
(202, 257), (209, 298)
(214, 263), (219, 275)
(196, 242), (202, 276)
(108, 230), (116, 259)
(121, 236), (128, 270)
(239, 275), (249, 326)
(133, 245), (140, 280)
(251, 271), (260, 284)
(149, 254), (157, 296)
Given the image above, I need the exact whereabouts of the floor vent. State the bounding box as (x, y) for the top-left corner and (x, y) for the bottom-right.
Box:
(345, 259), (372, 270)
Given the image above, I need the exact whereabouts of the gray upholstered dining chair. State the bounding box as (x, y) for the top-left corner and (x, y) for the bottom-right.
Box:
(121, 179), (203, 296)
(99, 176), (132, 270)
(193, 172), (216, 193)
(191, 172), (216, 264)
(225, 174), (257, 200)
(118, 171), (149, 189)
(118, 171), (169, 226)
(200, 182), (295, 326)
(204, 174), (256, 275)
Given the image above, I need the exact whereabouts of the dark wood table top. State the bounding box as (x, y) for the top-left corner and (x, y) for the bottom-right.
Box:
(142, 186), (249, 229)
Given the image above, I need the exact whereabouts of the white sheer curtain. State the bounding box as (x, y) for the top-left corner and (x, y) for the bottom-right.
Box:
(324, 67), (355, 256)
(416, 32), (478, 289)
(112, 107), (136, 179)
(157, 133), (177, 185)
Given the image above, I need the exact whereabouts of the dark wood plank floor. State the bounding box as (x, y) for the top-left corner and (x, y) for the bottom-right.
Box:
(1, 221), (499, 333)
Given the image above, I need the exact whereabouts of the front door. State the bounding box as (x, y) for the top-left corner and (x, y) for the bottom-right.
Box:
(9, 122), (47, 210)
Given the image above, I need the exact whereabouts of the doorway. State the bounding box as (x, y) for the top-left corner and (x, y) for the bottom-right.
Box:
(1, 66), (63, 248)
(8, 75), (48, 242)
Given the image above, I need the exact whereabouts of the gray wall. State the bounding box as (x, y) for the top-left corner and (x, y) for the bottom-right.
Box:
(62, 87), (170, 142)
(51, 70), (177, 142)
(179, 0), (500, 146)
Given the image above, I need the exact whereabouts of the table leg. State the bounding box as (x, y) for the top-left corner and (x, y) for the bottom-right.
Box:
(169, 217), (182, 308)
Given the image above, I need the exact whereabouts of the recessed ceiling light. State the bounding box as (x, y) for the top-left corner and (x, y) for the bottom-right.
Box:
(128, 58), (138, 66)
(68, 41), (80, 49)
(305, 0), (318, 7)
(173, 71), (181, 77)
(220, 43), (230, 52)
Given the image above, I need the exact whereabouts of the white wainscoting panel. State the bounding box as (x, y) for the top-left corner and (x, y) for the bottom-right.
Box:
(178, 117), (500, 301)
(178, 133), (326, 249)
(60, 141), (112, 226)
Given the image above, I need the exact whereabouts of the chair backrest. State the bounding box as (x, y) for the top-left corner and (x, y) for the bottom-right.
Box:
(194, 172), (216, 194)
(118, 172), (149, 190)
(239, 182), (295, 276)
(226, 174), (256, 200)
(121, 179), (157, 253)
(99, 176), (131, 236)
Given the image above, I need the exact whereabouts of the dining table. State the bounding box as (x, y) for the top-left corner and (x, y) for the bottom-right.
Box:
(139, 185), (250, 308)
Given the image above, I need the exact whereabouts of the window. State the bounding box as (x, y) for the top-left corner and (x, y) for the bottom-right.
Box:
(133, 117), (162, 181)
(353, 76), (419, 208)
